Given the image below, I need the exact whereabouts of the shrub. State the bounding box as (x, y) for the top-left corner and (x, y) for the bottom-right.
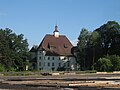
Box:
(0, 64), (5, 72)
(106, 55), (120, 71)
(57, 67), (65, 71)
(95, 58), (112, 71)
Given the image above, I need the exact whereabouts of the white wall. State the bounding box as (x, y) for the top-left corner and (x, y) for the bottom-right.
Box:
(37, 50), (76, 71)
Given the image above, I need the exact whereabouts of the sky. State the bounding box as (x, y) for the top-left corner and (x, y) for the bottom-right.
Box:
(0, 0), (120, 49)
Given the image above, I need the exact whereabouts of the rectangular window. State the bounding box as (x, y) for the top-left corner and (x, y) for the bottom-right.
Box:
(59, 57), (61, 60)
(52, 63), (54, 66)
(67, 61), (70, 67)
(52, 68), (55, 71)
(48, 62), (50, 66)
(64, 63), (66, 67)
(48, 57), (50, 60)
(52, 57), (54, 60)
(59, 63), (61, 67)
(39, 57), (41, 60)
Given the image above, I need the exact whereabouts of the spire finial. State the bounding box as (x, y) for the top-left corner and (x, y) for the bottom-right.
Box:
(55, 25), (58, 32)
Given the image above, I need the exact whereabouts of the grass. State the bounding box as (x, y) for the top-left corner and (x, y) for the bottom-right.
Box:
(0, 70), (97, 76)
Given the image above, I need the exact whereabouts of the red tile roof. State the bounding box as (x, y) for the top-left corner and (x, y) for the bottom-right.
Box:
(38, 34), (73, 56)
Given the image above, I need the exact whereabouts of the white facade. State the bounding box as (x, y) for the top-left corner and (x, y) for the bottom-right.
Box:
(30, 26), (77, 71)
(37, 49), (76, 71)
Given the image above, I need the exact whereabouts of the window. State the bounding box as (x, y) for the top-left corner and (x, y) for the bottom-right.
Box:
(52, 63), (54, 66)
(59, 57), (61, 60)
(67, 61), (70, 67)
(48, 62), (50, 66)
(39, 57), (41, 60)
(52, 68), (55, 71)
(64, 44), (68, 48)
(39, 62), (41, 66)
(64, 57), (66, 60)
(64, 63), (66, 67)
(67, 63), (70, 67)
(47, 43), (50, 49)
(59, 63), (61, 67)
(39, 68), (41, 70)
(52, 57), (54, 60)
(48, 57), (50, 60)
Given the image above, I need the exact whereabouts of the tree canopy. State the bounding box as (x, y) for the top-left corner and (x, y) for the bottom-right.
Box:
(77, 21), (120, 71)
(0, 28), (29, 71)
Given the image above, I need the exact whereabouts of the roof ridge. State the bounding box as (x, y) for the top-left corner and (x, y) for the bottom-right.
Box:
(46, 34), (66, 36)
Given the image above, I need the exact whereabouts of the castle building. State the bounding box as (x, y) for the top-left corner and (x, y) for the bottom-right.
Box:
(30, 26), (76, 71)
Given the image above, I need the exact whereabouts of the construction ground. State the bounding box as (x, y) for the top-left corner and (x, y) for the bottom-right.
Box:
(0, 72), (120, 90)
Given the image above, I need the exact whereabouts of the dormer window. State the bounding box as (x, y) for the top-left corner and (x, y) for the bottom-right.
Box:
(47, 43), (50, 49)
(64, 44), (68, 48)
(47, 43), (56, 50)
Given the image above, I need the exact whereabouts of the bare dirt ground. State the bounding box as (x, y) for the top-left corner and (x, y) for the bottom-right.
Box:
(0, 72), (120, 90)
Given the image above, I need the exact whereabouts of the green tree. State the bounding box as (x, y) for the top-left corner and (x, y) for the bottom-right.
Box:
(0, 28), (29, 71)
(90, 31), (100, 70)
(96, 21), (120, 55)
(76, 20), (120, 71)
(77, 28), (91, 70)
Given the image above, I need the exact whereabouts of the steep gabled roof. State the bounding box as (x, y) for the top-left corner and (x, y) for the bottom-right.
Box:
(38, 34), (73, 56)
